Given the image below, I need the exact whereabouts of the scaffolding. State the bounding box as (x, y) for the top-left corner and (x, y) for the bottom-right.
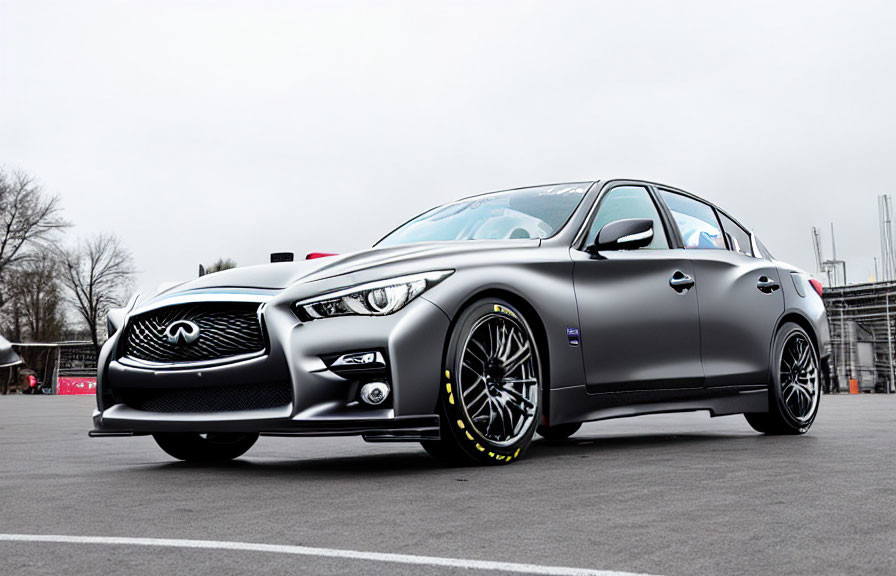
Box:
(812, 225), (847, 286)
(823, 281), (896, 393)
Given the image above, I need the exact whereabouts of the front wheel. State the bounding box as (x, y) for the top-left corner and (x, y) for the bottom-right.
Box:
(422, 299), (542, 466)
(153, 432), (258, 462)
(745, 322), (821, 435)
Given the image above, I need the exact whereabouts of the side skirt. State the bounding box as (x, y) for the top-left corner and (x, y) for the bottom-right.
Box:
(549, 386), (768, 427)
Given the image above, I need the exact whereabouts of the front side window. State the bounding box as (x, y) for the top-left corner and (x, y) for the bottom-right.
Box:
(585, 186), (668, 249)
(377, 183), (588, 247)
(659, 190), (726, 250)
(718, 212), (753, 257)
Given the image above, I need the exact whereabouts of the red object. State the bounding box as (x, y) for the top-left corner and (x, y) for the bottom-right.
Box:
(306, 252), (337, 260)
(57, 377), (97, 395)
(28, 375), (37, 388)
(809, 278), (824, 297)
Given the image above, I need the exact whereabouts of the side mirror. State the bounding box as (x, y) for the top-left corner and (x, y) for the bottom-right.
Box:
(587, 218), (654, 255)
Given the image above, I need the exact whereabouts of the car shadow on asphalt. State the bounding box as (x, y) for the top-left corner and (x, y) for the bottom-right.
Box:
(533, 431), (758, 451)
(150, 451), (440, 475)
(138, 430), (784, 477)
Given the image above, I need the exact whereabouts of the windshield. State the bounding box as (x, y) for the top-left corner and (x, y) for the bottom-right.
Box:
(377, 183), (590, 247)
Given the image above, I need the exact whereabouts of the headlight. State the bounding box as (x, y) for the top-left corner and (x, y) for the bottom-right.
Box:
(294, 270), (453, 320)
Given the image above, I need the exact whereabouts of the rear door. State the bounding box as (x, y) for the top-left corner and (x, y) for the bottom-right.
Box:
(657, 189), (784, 388)
(571, 183), (704, 394)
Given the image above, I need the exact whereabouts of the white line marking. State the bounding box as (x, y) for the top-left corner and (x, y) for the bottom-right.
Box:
(0, 533), (660, 576)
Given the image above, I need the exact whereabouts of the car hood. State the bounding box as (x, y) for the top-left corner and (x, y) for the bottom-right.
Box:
(156, 240), (540, 297)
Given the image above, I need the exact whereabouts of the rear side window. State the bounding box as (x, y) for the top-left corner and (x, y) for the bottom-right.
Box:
(586, 186), (669, 249)
(658, 190), (725, 250)
(718, 212), (753, 257)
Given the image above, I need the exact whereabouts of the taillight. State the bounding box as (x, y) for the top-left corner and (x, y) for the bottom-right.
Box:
(305, 252), (337, 260)
(809, 278), (823, 297)
(28, 375), (37, 388)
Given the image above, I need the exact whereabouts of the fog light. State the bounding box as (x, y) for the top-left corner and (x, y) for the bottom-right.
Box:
(359, 382), (390, 406)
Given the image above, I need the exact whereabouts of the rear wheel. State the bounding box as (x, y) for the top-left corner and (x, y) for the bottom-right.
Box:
(153, 432), (258, 462)
(536, 422), (581, 442)
(422, 299), (542, 466)
(745, 322), (820, 435)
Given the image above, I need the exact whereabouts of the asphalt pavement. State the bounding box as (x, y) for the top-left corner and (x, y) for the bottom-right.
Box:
(0, 394), (893, 576)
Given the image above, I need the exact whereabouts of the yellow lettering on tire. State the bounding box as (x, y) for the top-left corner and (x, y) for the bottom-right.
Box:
(493, 304), (518, 318)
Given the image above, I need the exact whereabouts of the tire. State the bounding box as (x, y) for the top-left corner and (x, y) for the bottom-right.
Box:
(422, 298), (543, 466)
(153, 432), (258, 462)
(536, 422), (581, 442)
(745, 322), (821, 435)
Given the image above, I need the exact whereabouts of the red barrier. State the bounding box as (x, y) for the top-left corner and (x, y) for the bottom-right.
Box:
(57, 377), (97, 395)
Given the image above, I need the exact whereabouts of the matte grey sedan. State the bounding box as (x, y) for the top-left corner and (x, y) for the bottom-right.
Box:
(92, 179), (830, 465)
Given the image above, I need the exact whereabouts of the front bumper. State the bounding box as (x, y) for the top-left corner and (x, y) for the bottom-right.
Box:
(92, 293), (449, 442)
(90, 407), (440, 441)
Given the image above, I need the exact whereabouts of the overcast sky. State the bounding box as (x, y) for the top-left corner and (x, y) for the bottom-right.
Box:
(2, 0), (894, 294)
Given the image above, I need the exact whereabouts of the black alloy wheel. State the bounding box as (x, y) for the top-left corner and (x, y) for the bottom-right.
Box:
(745, 322), (820, 435)
(422, 298), (542, 465)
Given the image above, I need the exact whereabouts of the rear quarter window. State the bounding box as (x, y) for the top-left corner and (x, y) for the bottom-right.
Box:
(718, 212), (753, 257)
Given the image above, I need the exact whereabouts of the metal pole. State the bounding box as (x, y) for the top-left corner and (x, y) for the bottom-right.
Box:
(841, 303), (847, 391)
(830, 299), (838, 393)
(831, 222), (837, 262)
(884, 194), (896, 280)
(880, 196), (886, 281)
(888, 293), (894, 394)
(53, 346), (60, 395)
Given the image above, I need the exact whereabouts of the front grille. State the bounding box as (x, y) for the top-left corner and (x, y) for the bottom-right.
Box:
(119, 381), (292, 413)
(121, 302), (265, 365)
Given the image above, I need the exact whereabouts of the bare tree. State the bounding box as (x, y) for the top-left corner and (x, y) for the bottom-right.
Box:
(0, 258), (67, 342)
(60, 234), (135, 352)
(0, 169), (68, 308)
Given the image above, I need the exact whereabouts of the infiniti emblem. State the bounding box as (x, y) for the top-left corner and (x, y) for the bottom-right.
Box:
(164, 320), (201, 346)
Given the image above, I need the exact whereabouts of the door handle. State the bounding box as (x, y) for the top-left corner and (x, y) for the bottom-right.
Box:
(757, 276), (780, 293)
(669, 271), (694, 292)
